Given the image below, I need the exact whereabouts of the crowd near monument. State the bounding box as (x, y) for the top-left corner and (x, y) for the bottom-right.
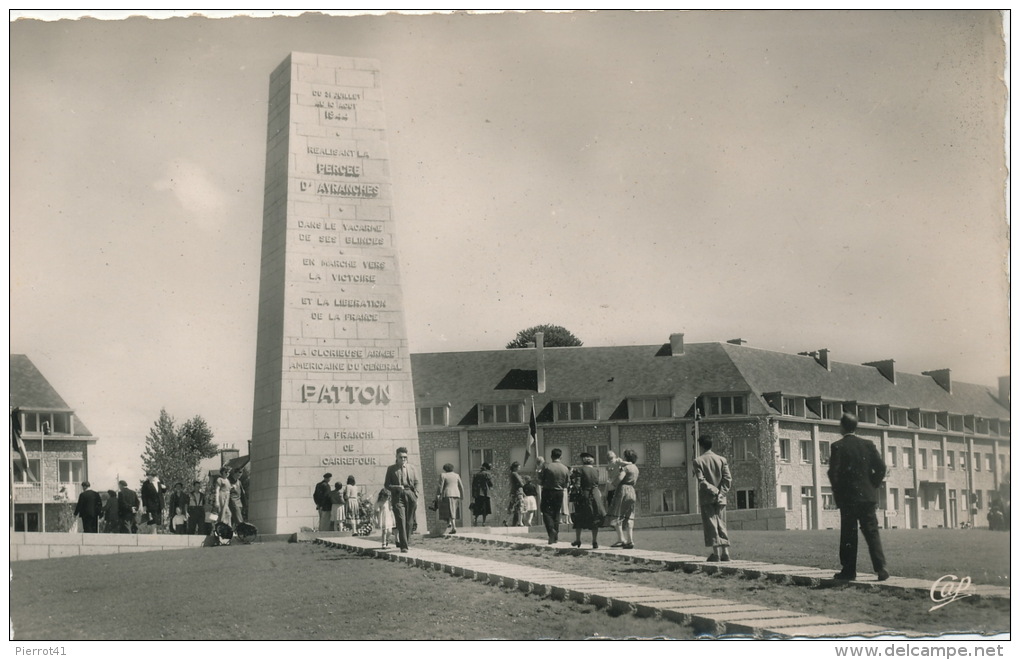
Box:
(248, 53), (422, 535)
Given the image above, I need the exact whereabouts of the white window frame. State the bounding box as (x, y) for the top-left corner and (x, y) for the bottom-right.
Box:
(779, 438), (791, 463)
(554, 400), (597, 422)
(800, 439), (813, 464)
(14, 458), (42, 484)
(704, 394), (746, 417)
(479, 402), (523, 425)
(735, 489), (756, 510)
(59, 459), (85, 485)
(652, 488), (677, 513)
(417, 405), (449, 427)
(469, 448), (495, 472)
(628, 397), (672, 420)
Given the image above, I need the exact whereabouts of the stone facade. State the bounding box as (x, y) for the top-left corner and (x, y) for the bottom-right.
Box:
(249, 53), (421, 534)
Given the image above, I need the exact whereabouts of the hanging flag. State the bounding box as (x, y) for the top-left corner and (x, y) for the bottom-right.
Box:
(524, 399), (537, 466)
(10, 407), (35, 482)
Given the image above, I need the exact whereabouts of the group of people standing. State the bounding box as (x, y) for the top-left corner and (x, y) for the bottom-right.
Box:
(72, 470), (238, 536)
(313, 472), (363, 532)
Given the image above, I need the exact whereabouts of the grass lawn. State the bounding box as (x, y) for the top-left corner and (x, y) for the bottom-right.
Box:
(9, 527), (1009, 640)
(10, 542), (695, 641)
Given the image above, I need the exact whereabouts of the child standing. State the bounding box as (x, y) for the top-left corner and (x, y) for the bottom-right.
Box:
(374, 489), (395, 549)
(329, 482), (344, 531)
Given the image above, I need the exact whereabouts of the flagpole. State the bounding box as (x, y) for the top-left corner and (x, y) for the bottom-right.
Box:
(41, 421), (48, 532)
(10, 407), (15, 530)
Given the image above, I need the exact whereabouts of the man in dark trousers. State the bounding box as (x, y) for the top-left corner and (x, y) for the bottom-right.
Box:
(314, 473), (333, 532)
(140, 471), (166, 531)
(73, 481), (103, 533)
(186, 480), (207, 535)
(384, 447), (420, 552)
(827, 413), (890, 581)
(535, 448), (571, 544)
(117, 480), (139, 534)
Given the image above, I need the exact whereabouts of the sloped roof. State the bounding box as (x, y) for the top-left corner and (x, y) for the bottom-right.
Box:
(9, 354), (95, 437)
(410, 342), (1009, 424)
(719, 343), (1009, 418)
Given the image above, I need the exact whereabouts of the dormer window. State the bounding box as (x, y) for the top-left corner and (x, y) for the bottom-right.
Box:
(479, 402), (523, 425)
(416, 405), (449, 427)
(554, 400), (597, 422)
(702, 394), (746, 417)
(782, 396), (805, 417)
(19, 411), (72, 435)
(629, 397), (672, 420)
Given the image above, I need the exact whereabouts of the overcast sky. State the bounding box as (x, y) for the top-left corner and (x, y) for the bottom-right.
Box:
(9, 10), (1009, 490)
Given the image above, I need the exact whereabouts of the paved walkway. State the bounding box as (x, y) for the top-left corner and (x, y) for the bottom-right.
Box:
(443, 531), (1010, 602)
(316, 534), (920, 639)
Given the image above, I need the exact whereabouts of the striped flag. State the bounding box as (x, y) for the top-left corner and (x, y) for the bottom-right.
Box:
(10, 407), (35, 482)
(524, 399), (537, 466)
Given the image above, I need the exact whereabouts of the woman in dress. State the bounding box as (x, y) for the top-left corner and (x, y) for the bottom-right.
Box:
(342, 475), (360, 533)
(215, 466), (232, 526)
(507, 461), (526, 526)
(570, 452), (607, 549)
(521, 477), (538, 527)
(608, 449), (639, 549)
(436, 463), (464, 535)
(329, 482), (345, 531)
(471, 463), (494, 526)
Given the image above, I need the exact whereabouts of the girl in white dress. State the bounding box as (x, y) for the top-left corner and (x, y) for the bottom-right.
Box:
(329, 482), (345, 531)
(374, 489), (395, 548)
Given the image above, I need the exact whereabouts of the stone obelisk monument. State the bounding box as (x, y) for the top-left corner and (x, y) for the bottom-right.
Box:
(249, 53), (421, 534)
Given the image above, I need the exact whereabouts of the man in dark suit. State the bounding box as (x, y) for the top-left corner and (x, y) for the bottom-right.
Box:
(384, 447), (419, 552)
(313, 473), (333, 532)
(117, 480), (139, 534)
(827, 413), (890, 581)
(140, 471), (166, 531)
(73, 481), (103, 533)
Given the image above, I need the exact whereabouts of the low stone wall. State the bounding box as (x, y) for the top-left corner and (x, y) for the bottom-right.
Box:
(10, 531), (208, 561)
(634, 507), (787, 531)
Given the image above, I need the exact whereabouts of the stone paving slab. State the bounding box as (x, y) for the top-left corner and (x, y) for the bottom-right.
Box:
(449, 532), (1009, 602)
(318, 535), (912, 639)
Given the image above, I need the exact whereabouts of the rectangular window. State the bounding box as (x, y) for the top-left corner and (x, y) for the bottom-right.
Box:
(782, 397), (804, 417)
(890, 488), (899, 511)
(887, 446), (898, 468)
(652, 488), (676, 513)
(705, 395), (745, 416)
(735, 489), (756, 510)
(416, 406), (448, 427)
(974, 491), (983, 509)
(857, 405), (877, 424)
(960, 452), (968, 470)
(985, 454), (994, 472)
(14, 459), (41, 483)
(732, 437), (754, 462)
(434, 448), (460, 475)
(949, 416), (964, 432)
(469, 448), (495, 472)
(947, 450), (955, 470)
(920, 412), (937, 430)
(821, 486), (838, 510)
(821, 401), (840, 420)
(583, 444), (611, 466)
(779, 438), (791, 462)
(658, 441), (686, 468)
(903, 449), (913, 470)
(800, 440), (813, 463)
(973, 453), (981, 471)
(960, 490), (968, 510)
(58, 459), (85, 484)
(918, 449), (928, 470)
(819, 441), (831, 465)
(933, 450), (943, 468)
(14, 512), (40, 532)
(629, 397), (672, 420)
(555, 400), (596, 422)
(479, 402), (523, 425)
(19, 411), (71, 435)
(889, 409), (907, 427)
(780, 485), (793, 511)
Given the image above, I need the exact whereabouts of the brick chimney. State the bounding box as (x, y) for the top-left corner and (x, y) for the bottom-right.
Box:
(864, 359), (896, 384)
(670, 333), (685, 356)
(999, 376), (1010, 407)
(535, 331), (546, 393)
(922, 368), (952, 394)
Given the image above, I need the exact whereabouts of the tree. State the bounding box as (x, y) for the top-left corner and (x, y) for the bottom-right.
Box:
(140, 408), (219, 491)
(506, 324), (583, 349)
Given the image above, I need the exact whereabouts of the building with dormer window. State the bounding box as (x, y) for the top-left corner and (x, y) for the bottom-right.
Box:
(410, 334), (1009, 531)
(10, 355), (99, 532)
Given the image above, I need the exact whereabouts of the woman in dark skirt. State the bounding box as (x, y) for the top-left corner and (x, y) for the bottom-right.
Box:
(570, 452), (607, 549)
(471, 463), (494, 526)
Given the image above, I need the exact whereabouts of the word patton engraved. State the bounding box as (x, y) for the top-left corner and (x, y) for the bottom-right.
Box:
(248, 53), (422, 535)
